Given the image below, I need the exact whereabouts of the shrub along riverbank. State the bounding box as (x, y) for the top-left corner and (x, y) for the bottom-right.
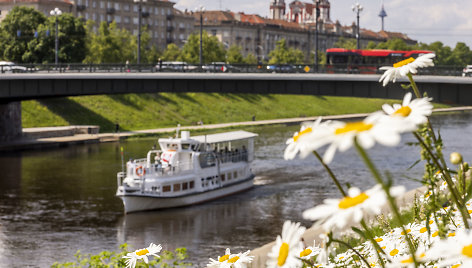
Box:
(21, 93), (450, 132)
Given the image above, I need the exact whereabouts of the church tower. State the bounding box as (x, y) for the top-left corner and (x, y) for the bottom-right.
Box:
(270, 0), (286, 20)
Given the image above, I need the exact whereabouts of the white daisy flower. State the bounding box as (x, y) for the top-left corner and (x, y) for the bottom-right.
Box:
(266, 221), (306, 268)
(284, 117), (325, 160)
(426, 229), (472, 266)
(123, 243), (162, 268)
(303, 184), (405, 231)
(379, 53), (435, 86)
(382, 92), (433, 130)
(309, 112), (403, 164)
(228, 250), (254, 268)
(299, 241), (322, 260)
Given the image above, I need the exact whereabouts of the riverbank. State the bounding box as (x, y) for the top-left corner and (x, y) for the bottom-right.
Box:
(22, 93), (449, 132)
(1, 106), (471, 152)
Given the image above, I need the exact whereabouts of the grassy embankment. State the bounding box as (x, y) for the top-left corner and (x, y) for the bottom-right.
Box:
(22, 93), (450, 132)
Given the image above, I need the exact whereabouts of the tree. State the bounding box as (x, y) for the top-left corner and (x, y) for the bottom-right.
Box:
(450, 42), (472, 67)
(268, 39), (304, 64)
(84, 21), (135, 63)
(226, 45), (244, 64)
(180, 31), (226, 63)
(0, 6), (46, 63)
(162, 43), (182, 61)
(26, 13), (87, 63)
(244, 53), (258, 64)
(333, 37), (357, 49)
(420, 41), (454, 65)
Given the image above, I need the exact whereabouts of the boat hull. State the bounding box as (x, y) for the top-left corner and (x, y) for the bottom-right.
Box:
(118, 176), (254, 213)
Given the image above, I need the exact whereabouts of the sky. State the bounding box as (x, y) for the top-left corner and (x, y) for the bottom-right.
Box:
(174, 0), (472, 49)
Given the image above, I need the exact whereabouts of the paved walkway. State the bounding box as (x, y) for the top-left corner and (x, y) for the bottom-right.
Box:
(0, 106), (471, 152)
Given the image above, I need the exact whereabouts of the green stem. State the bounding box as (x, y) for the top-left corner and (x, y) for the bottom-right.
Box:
(360, 220), (386, 268)
(414, 132), (470, 229)
(407, 73), (422, 99)
(354, 139), (419, 267)
(330, 237), (371, 268)
(313, 151), (347, 197)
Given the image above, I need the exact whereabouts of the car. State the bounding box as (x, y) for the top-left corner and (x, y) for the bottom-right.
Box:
(155, 61), (197, 72)
(0, 61), (28, 73)
(202, 62), (240, 73)
(463, 65), (472, 77)
(266, 64), (295, 73)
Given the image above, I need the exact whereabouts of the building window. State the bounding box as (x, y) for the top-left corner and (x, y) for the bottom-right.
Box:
(133, 17), (138, 24)
(114, 3), (120, 10)
(100, 1), (105, 9)
(154, 7), (159, 15)
(85, 0), (89, 7)
(167, 8), (171, 15)
(124, 4), (130, 11)
(92, 13), (96, 20)
(107, 2), (112, 8)
(133, 5), (138, 12)
(179, 33), (184, 40)
(211, 29), (217, 36)
(77, 0), (82, 5)
(85, 13), (89, 20)
(92, 1), (96, 8)
(115, 15), (121, 23)
(124, 16), (130, 23)
(161, 8), (164, 15)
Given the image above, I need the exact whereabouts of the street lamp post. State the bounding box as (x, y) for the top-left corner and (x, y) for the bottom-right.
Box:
(134, 0), (147, 65)
(49, 8), (62, 65)
(352, 2), (363, 49)
(196, 6), (205, 67)
(314, 0), (320, 72)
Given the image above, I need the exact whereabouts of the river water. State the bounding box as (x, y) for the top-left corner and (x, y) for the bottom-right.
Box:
(1, 112), (472, 267)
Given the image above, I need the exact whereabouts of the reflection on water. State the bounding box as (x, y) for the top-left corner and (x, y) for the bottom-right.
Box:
(1, 111), (472, 266)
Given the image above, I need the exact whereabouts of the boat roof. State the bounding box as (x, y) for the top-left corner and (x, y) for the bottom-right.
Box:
(159, 130), (258, 144)
(191, 130), (258, 143)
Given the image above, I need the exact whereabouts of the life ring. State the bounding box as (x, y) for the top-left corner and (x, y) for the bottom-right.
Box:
(136, 166), (146, 176)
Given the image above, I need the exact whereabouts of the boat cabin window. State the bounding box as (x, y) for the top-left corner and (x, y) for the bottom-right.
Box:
(189, 181), (195, 189)
(182, 182), (188, 190)
(227, 172), (232, 180)
(233, 171), (238, 179)
(163, 185), (171, 192)
(181, 143), (190, 150)
(173, 183), (181, 192)
(221, 174), (225, 181)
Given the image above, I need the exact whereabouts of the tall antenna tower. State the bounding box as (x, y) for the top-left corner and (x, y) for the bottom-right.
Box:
(378, 1), (387, 31)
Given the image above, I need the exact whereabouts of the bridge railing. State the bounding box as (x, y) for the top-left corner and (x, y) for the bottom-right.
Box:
(0, 63), (467, 76)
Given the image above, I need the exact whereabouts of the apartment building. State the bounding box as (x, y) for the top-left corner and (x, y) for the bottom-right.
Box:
(0, 0), (195, 50)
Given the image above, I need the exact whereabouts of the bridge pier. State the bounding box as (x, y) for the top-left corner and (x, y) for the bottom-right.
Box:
(0, 102), (22, 141)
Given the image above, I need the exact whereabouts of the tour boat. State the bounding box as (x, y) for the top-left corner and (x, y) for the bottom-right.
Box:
(116, 130), (258, 213)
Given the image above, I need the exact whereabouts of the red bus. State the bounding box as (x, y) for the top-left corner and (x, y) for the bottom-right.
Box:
(326, 48), (434, 74)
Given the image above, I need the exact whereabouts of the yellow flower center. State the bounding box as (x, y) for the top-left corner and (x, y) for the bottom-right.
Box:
(420, 227), (427, 233)
(294, 127), (312, 142)
(393, 57), (415, 68)
(432, 231), (439, 237)
(277, 243), (289, 266)
(339, 256), (344, 260)
(390, 249), (399, 256)
(393, 106), (412, 117)
(449, 232), (456, 237)
(375, 238), (383, 242)
(136, 249), (149, 256)
(335, 122), (373, 135)
(401, 229), (411, 235)
(219, 254), (230, 262)
(228, 256), (239, 263)
(400, 256), (414, 264)
(338, 193), (369, 209)
(429, 220), (434, 225)
(462, 244), (472, 258)
(452, 264), (461, 268)
(300, 248), (312, 258)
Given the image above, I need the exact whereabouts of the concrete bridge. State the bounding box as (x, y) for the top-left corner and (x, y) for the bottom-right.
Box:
(1, 73), (472, 140)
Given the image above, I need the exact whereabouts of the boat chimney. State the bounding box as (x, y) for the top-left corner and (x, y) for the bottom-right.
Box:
(181, 131), (190, 140)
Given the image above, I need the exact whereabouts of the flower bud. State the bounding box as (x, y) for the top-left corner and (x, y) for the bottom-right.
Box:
(450, 152), (463, 165)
